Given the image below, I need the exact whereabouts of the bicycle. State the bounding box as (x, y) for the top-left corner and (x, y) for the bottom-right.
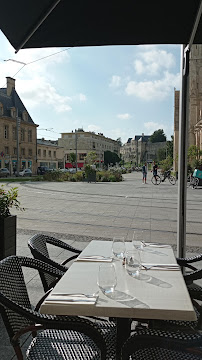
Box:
(151, 174), (161, 185)
(188, 174), (199, 189)
(160, 169), (176, 185)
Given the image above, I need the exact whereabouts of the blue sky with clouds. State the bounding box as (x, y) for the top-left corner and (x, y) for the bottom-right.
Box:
(0, 30), (181, 144)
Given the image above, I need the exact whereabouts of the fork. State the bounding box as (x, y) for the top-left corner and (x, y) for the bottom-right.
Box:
(141, 241), (170, 248)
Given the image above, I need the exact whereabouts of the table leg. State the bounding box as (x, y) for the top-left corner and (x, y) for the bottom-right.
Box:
(116, 318), (131, 359)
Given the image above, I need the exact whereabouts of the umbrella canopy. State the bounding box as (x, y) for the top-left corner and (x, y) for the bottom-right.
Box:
(0, 0), (202, 52)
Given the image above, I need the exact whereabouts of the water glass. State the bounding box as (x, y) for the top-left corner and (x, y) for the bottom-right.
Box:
(112, 237), (125, 259)
(125, 249), (141, 278)
(97, 263), (117, 294)
(132, 230), (143, 248)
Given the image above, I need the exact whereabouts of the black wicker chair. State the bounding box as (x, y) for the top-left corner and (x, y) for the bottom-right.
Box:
(0, 256), (116, 360)
(121, 329), (202, 360)
(177, 254), (202, 301)
(28, 233), (82, 292)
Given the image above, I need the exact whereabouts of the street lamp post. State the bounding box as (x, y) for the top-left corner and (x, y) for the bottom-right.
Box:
(75, 129), (78, 172)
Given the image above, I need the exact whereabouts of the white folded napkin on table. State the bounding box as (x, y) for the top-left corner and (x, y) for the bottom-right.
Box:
(44, 293), (98, 305)
(76, 255), (113, 262)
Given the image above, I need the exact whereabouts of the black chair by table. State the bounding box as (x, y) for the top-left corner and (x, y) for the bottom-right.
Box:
(177, 254), (202, 301)
(28, 233), (82, 292)
(121, 329), (202, 360)
(0, 256), (116, 360)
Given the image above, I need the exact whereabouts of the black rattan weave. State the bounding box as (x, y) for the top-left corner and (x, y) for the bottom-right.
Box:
(177, 255), (202, 301)
(28, 234), (82, 292)
(121, 329), (202, 360)
(0, 256), (116, 360)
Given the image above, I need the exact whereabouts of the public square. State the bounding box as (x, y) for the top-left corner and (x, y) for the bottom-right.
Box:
(1, 171), (202, 359)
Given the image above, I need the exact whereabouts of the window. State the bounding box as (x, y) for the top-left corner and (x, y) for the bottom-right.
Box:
(11, 107), (16, 118)
(53, 151), (56, 158)
(21, 148), (25, 156)
(79, 153), (87, 160)
(4, 125), (9, 139)
(13, 147), (17, 155)
(38, 149), (41, 156)
(28, 129), (32, 142)
(5, 146), (9, 154)
(12, 126), (17, 140)
(28, 149), (32, 156)
(48, 150), (51, 157)
(21, 128), (25, 141)
(43, 150), (46, 157)
(22, 111), (28, 121)
(0, 103), (3, 115)
(93, 141), (95, 149)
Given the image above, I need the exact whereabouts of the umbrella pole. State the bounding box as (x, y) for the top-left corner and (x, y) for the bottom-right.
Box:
(177, 45), (189, 259)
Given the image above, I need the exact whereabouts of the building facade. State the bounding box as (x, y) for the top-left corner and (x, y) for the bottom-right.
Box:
(58, 129), (120, 168)
(120, 134), (166, 165)
(37, 139), (64, 169)
(174, 45), (202, 171)
(0, 77), (38, 174)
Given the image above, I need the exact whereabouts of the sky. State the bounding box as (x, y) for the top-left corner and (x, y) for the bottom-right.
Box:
(0, 30), (181, 144)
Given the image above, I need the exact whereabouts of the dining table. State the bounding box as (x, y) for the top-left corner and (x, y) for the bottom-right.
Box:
(40, 240), (196, 358)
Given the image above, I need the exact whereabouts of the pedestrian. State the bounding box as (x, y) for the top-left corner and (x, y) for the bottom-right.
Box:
(142, 162), (147, 184)
(152, 161), (158, 183)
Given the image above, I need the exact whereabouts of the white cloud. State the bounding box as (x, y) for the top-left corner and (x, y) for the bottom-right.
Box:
(87, 124), (102, 133)
(144, 122), (169, 135)
(125, 71), (180, 100)
(117, 113), (131, 120)
(134, 49), (175, 76)
(79, 93), (87, 102)
(109, 75), (121, 87)
(17, 77), (72, 112)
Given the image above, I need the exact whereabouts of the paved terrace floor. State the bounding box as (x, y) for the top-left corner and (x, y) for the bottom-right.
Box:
(1, 171), (202, 359)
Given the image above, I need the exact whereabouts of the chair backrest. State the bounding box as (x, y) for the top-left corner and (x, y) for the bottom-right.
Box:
(28, 234), (63, 291)
(0, 256), (32, 342)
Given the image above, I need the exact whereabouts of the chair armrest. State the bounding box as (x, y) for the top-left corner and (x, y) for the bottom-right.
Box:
(45, 235), (82, 254)
(121, 329), (202, 360)
(177, 254), (202, 266)
(184, 269), (202, 283)
(17, 256), (65, 278)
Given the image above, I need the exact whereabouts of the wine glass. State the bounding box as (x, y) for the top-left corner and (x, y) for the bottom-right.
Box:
(125, 249), (141, 278)
(97, 263), (117, 295)
(112, 237), (125, 260)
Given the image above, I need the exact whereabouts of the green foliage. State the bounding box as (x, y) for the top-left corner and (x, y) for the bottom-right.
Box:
(84, 151), (97, 165)
(0, 185), (24, 218)
(150, 129), (166, 143)
(166, 136), (173, 158)
(104, 150), (121, 166)
(69, 152), (76, 165)
(187, 145), (202, 170)
(160, 155), (173, 173)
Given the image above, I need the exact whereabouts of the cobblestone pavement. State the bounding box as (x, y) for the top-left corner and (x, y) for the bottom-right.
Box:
(1, 171), (202, 358)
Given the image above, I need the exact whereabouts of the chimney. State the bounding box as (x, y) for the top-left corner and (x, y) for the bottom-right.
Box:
(6, 77), (15, 96)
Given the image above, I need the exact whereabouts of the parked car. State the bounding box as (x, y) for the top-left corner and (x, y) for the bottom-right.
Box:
(37, 166), (51, 175)
(59, 168), (69, 172)
(19, 169), (32, 177)
(0, 168), (10, 177)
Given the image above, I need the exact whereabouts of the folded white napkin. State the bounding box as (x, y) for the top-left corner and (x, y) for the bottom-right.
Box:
(45, 293), (98, 305)
(77, 255), (112, 262)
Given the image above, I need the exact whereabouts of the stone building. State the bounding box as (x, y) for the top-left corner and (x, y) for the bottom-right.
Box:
(0, 77), (38, 174)
(174, 45), (202, 171)
(121, 134), (166, 165)
(58, 129), (120, 168)
(37, 138), (64, 169)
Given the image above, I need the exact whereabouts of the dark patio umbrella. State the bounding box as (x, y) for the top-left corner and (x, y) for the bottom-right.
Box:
(0, 0), (202, 257)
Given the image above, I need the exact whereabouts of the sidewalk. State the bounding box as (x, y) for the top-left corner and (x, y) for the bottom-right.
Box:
(1, 172), (202, 358)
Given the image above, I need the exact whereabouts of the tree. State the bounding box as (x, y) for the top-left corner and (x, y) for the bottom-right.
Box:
(104, 151), (121, 166)
(84, 151), (97, 165)
(187, 145), (202, 170)
(69, 152), (76, 167)
(116, 137), (122, 147)
(157, 147), (166, 162)
(166, 135), (173, 158)
(150, 129), (166, 143)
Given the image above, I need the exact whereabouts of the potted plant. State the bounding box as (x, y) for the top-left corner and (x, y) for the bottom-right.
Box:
(0, 185), (24, 260)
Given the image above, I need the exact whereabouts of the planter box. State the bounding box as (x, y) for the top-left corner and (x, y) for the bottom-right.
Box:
(0, 215), (16, 260)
